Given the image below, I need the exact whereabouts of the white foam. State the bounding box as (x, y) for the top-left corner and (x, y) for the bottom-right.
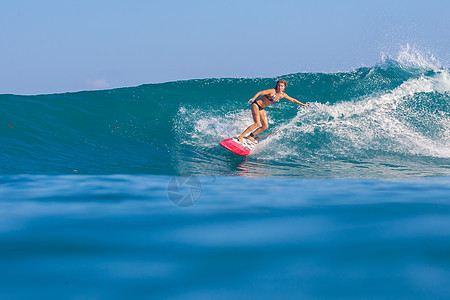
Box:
(287, 71), (450, 158)
(174, 106), (257, 148)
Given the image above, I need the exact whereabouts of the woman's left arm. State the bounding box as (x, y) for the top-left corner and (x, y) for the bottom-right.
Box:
(284, 94), (310, 107)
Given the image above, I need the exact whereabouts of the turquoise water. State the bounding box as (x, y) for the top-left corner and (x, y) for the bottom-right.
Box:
(2, 58), (449, 177)
(1, 49), (450, 299)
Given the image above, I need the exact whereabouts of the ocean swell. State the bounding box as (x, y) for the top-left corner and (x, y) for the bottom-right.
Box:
(1, 47), (449, 177)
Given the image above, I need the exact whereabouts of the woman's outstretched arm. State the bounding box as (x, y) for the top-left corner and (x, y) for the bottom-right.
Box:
(284, 94), (310, 106)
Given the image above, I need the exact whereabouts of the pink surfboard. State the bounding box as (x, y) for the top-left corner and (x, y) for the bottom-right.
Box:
(220, 137), (258, 156)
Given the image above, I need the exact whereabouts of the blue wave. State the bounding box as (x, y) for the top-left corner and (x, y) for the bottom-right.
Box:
(1, 56), (449, 177)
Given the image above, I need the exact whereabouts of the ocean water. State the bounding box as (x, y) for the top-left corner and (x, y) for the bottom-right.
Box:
(1, 47), (450, 299)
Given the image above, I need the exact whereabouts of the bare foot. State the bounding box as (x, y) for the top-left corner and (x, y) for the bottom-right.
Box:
(247, 136), (257, 143)
(237, 136), (244, 143)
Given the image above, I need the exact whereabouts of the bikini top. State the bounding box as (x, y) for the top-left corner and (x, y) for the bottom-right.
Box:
(269, 92), (281, 103)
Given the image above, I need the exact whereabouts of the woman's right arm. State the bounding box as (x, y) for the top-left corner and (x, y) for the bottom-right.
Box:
(248, 89), (272, 103)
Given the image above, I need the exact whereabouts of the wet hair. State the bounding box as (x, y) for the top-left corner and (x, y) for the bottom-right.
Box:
(275, 79), (287, 89)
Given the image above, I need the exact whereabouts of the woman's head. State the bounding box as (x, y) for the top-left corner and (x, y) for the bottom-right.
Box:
(275, 79), (287, 91)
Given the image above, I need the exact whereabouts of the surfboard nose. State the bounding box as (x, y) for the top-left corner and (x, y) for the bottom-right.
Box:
(220, 137), (257, 156)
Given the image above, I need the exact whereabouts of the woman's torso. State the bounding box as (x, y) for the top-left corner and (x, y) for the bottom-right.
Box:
(255, 90), (283, 109)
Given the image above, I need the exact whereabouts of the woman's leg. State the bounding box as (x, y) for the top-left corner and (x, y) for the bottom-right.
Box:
(237, 104), (261, 143)
(250, 109), (269, 138)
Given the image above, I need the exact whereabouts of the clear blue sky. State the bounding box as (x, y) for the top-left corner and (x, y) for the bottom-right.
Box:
(1, 0), (449, 94)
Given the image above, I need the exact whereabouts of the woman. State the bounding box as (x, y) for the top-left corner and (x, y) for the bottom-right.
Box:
(237, 79), (310, 144)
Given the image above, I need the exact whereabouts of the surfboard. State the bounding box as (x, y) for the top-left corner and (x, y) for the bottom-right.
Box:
(220, 137), (258, 156)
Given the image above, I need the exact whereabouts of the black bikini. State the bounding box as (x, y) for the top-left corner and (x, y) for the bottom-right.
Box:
(252, 101), (264, 110)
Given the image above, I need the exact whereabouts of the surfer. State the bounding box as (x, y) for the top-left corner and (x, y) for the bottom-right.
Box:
(237, 79), (310, 143)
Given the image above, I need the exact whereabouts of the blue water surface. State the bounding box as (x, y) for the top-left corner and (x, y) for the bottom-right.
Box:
(1, 175), (449, 299)
(1, 53), (450, 299)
